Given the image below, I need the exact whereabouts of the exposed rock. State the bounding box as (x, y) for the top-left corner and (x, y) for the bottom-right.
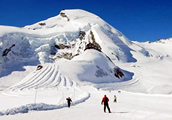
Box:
(38, 22), (46, 26)
(58, 44), (71, 49)
(2, 44), (15, 57)
(37, 65), (43, 70)
(60, 12), (70, 21)
(114, 68), (124, 78)
(85, 43), (101, 52)
(56, 52), (73, 60)
(79, 31), (86, 40)
(84, 31), (101, 52)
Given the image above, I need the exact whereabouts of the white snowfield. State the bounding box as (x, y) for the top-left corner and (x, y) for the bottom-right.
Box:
(0, 9), (172, 120)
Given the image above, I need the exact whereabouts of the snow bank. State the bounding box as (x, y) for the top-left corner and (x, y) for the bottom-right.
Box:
(0, 92), (90, 116)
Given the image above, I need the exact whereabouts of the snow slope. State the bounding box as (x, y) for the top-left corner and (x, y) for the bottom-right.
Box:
(1, 88), (172, 119)
(0, 9), (172, 120)
(0, 9), (134, 86)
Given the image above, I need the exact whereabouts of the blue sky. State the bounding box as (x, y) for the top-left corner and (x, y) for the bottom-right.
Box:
(0, 0), (172, 42)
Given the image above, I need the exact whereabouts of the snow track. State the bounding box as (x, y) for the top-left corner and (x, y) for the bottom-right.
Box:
(0, 63), (146, 116)
(3, 64), (80, 94)
(1, 64), (89, 114)
(94, 76), (140, 90)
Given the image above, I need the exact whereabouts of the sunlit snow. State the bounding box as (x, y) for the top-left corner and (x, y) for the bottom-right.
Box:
(0, 9), (172, 120)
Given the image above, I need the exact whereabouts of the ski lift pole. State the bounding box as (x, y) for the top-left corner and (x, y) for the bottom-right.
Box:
(34, 86), (38, 104)
(73, 88), (75, 106)
(61, 88), (64, 105)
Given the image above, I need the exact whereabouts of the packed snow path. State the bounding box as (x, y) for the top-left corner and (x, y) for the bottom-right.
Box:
(1, 88), (172, 120)
(0, 63), (172, 119)
(0, 64), (89, 112)
(0, 62), (140, 115)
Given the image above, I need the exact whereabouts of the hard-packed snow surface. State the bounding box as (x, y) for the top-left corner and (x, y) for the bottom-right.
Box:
(0, 9), (172, 120)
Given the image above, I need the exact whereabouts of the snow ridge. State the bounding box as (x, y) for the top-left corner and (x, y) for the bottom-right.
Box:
(0, 92), (90, 116)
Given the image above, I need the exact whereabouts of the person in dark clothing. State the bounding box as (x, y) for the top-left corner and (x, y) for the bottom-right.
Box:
(66, 97), (72, 108)
(114, 95), (117, 102)
(101, 95), (111, 113)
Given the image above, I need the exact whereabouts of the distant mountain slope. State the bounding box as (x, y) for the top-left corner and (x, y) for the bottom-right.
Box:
(0, 9), (135, 86)
(131, 38), (172, 61)
(0, 9), (172, 91)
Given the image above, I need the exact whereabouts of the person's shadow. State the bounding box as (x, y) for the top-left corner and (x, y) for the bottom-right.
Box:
(111, 112), (129, 113)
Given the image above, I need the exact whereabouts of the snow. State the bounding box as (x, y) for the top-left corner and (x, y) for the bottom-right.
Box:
(1, 90), (172, 120)
(0, 9), (172, 120)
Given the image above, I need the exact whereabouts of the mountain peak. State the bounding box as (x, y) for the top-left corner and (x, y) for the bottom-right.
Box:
(0, 9), (172, 97)
(24, 9), (103, 31)
(0, 9), (136, 81)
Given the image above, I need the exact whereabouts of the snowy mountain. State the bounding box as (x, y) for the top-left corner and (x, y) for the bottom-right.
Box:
(0, 9), (172, 119)
(1, 8), (172, 92)
(0, 9), (135, 83)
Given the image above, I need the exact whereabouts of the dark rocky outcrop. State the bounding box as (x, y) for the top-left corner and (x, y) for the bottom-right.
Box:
(84, 31), (101, 52)
(79, 31), (86, 40)
(2, 44), (15, 57)
(114, 68), (124, 78)
(60, 12), (70, 21)
(38, 22), (46, 26)
(85, 43), (101, 52)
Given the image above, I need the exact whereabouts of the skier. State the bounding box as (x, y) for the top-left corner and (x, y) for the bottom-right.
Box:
(66, 97), (72, 108)
(114, 95), (117, 102)
(101, 95), (111, 113)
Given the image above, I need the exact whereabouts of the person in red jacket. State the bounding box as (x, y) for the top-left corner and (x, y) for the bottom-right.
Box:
(101, 95), (111, 113)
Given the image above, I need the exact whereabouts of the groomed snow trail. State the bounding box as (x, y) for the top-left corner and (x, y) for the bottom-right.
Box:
(3, 64), (78, 93)
(2, 88), (172, 120)
(0, 64), (89, 114)
(0, 62), (140, 115)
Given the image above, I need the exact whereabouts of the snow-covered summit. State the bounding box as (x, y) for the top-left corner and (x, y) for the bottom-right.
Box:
(24, 9), (131, 45)
(0, 9), (135, 87)
(0, 9), (172, 92)
(0, 9), (133, 64)
(24, 9), (103, 30)
(24, 9), (118, 33)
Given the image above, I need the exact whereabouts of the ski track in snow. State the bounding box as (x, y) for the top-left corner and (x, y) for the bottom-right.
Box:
(3, 64), (78, 94)
(94, 75), (141, 90)
(0, 63), (141, 116)
(0, 64), (90, 116)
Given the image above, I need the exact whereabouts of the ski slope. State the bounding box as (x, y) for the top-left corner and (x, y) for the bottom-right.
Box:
(0, 60), (136, 115)
(1, 88), (172, 120)
(0, 56), (172, 119)
(0, 9), (172, 120)
(0, 63), (89, 113)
